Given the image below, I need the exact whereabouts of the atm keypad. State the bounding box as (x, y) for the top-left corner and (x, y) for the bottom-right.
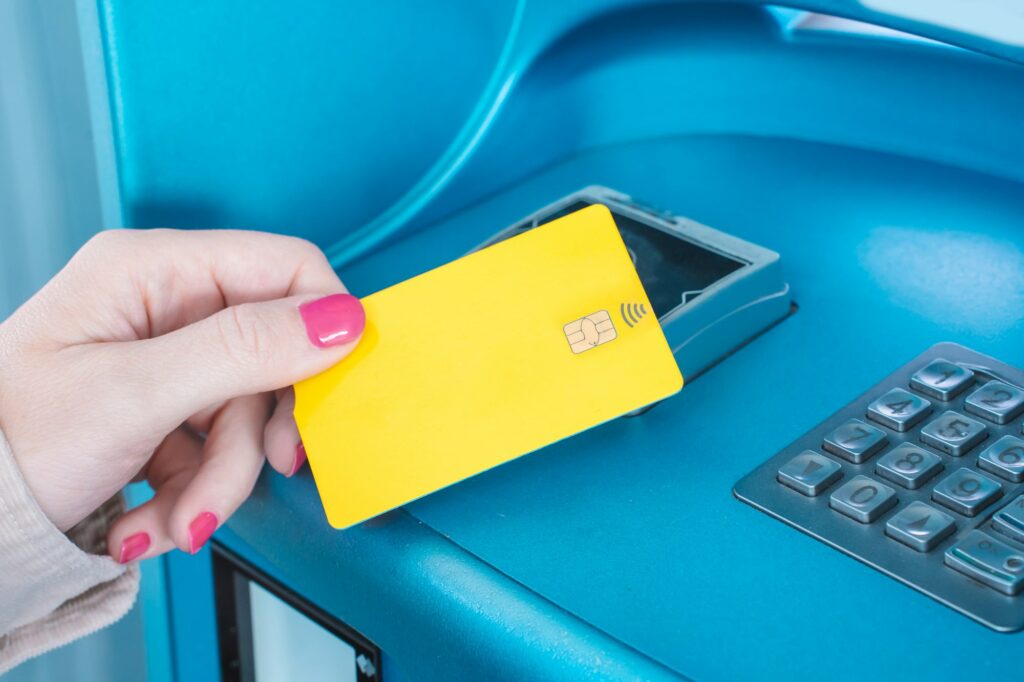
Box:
(735, 344), (1024, 631)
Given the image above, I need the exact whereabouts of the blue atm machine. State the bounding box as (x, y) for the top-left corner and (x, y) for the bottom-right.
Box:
(79, 1), (1024, 680)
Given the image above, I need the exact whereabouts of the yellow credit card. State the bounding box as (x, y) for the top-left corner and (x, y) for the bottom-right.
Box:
(294, 204), (683, 528)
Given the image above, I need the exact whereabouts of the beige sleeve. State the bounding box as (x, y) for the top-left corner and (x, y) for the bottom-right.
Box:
(0, 429), (139, 674)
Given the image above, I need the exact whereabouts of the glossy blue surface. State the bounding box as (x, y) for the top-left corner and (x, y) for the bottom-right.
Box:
(93, 1), (1024, 679)
(97, 0), (519, 246)
(98, 1), (1024, 263)
(360, 136), (1024, 681)
(218, 491), (683, 681)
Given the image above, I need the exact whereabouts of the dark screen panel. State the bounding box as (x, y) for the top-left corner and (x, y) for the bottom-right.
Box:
(213, 545), (381, 682)
(537, 201), (746, 318)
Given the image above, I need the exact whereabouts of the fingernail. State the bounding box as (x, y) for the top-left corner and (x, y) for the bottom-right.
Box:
(289, 442), (307, 477)
(298, 294), (365, 348)
(119, 532), (150, 563)
(188, 511), (218, 554)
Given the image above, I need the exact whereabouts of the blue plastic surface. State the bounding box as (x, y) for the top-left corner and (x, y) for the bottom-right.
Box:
(96, 0), (519, 247)
(91, 1), (1024, 680)
(97, 1), (1024, 263)
(358, 135), (1024, 681)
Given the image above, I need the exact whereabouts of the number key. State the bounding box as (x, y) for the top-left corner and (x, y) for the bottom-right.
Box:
(978, 435), (1024, 483)
(910, 359), (974, 401)
(823, 419), (887, 464)
(920, 411), (987, 456)
(932, 467), (1002, 516)
(830, 475), (897, 523)
(867, 388), (932, 432)
(875, 444), (942, 489)
(965, 380), (1024, 424)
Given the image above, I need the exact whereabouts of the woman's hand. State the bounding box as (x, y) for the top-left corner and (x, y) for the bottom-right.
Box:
(0, 229), (364, 562)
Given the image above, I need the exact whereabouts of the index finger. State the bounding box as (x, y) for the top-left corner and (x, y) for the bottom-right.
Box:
(36, 229), (348, 342)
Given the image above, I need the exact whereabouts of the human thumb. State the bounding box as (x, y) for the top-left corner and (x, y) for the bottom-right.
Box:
(115, 293), (364, 423)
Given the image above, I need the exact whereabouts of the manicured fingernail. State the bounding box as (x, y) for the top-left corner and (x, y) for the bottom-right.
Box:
(289, 442), (307, 477)
(298, 294), (365, 348)
(188, 511), (218, 554)
(119, 532), (150, 563)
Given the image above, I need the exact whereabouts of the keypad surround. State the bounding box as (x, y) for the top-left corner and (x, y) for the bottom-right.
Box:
(734, 343), (1024, 632)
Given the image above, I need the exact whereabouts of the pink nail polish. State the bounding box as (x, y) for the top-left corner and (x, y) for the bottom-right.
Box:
(188, 512), (218, 554)
(119, 532), (150, 563)
(289, 442), (307, 477)
(298, 294), (365, 348)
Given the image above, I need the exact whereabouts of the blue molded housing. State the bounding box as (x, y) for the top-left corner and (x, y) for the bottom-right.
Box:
(92, 2), (1024, 680)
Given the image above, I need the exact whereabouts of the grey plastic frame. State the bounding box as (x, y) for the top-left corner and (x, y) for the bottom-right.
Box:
(474, 185), (792, 381)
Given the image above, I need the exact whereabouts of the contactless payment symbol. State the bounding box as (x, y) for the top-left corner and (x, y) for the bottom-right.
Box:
(564, 310), (617, 354)
(620, 302), (648, 327)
